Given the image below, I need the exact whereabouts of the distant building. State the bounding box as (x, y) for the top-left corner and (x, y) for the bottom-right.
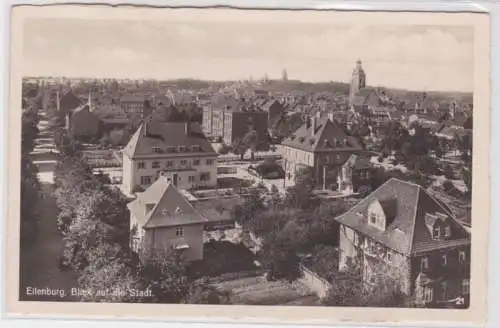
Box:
(120, 95), (150, 115)
(122, 120), (218, 194)
(282, 69), (288, 82)
(65, 95), (101, 139)
(128, 178), (207, 261)
(349, 60), (367, 107)
(202, 99), (269, 146)
(280, 113), (364, 190)
(336, 178), (470, 307)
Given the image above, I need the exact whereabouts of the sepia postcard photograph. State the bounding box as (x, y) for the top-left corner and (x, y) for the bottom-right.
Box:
(5, 4), (491, 326)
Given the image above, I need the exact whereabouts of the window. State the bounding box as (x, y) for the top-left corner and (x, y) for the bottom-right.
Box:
(180, 159), (187, 166)
(462, 279), (470, 295)
(444, 225), (451, 238)
(193, 159), (200, 166)
(191, 145), (201, 152)
(369, 213), (377, 224)
(188, 176), (195, 183)
(138, 162), (146, 169)
(179, 146), (186, 152)
(206, 159), (214, 166)
(424, 287), (434, 303)
(442, 254), (447, 266)
(441, 281), (447, 300)
(140, 176), (152, 185)
(387, 251), (392, 262)
(152, 161), (160, 169)
(152, 145), (161, 153)
(166, 161), (173, 168)
(200, 172), (211, 181)
(433, 226), (441, 238)
(175, 227), (184, 237)
(421, 257), (429, 271)
(459, 251), (466, 264)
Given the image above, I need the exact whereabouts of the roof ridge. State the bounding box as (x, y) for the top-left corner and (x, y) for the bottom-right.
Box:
(335, 177), (398, 221)
(407, 185), (422, 255)
(145, 182), (208, 227)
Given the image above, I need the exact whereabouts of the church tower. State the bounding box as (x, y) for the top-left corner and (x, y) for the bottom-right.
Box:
(349, 59), (366, 106)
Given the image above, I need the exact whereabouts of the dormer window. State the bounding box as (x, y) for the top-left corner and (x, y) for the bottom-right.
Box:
(369, 212), (377, 224)
(191, 145), (201, 152)
(160, 209), (169, 216)
(178, 146), (186, 152)
(152, 145), (161, 153)
(459, 251), (466, 264)
(433, 226), (441, 238)
(421, 257), (429, 271)
(444, 226), (451, 238)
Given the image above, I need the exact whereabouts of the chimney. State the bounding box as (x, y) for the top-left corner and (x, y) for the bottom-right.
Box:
(88, 92), (92, 112)
(143, 118), (151, 136)
(56, 90), (61, 112)
(65, 111), (71, 131)
(310, 116), (317, 136)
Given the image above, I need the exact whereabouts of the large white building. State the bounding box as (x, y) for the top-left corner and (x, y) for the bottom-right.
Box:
(122, 120), (218, 195)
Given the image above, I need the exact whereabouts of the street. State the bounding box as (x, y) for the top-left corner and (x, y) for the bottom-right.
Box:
(19, 108), (78, 302)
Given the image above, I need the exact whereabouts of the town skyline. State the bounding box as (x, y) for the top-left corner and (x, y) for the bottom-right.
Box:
(23, 19), (473, 93)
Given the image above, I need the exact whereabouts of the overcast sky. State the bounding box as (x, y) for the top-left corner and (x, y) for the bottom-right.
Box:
(23, 18), (473, 92)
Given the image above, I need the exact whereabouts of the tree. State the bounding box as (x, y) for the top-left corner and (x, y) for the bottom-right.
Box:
(184, 284), (229, 304)
(443, 164), (455, 179)
(242, 129), (259, 160)
(138, 248), (189, 303)
(231, 187), (266, 226)
(231, 138), (248, 160)
(284, 167), (319, 210)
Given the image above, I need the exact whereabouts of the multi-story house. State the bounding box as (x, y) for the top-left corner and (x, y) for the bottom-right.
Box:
(127, 176), (208, 261)
(336, 178), (471, 307)
(202, 99), (269, 146)
(122, 120), (218, 194)
(120, 95), (149, 115)
(280, 113), (364, 189)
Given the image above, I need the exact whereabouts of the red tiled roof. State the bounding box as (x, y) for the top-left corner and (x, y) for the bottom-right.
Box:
(335, 178), (471, 255)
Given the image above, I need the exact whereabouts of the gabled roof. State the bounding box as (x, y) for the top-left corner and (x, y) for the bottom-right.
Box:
(127, 177), (207, 229)
(282, 116), (362, 153)
(59, 89), (82, 113)
(335, 178), (470, 255)
(123, 121), (217, 158)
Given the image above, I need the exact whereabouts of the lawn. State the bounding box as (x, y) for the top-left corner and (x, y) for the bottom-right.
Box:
(187, 240), (258, 280)
(211, 275), (317, 305)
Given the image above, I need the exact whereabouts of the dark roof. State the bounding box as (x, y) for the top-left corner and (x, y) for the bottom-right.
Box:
(344, 154), (371, 170)
(127, 178), (207, 228)
(282, 116), (362, 153)
(59, 89), (82, 113)
(335, 178), (470, 255)
(191, 197), (242, 223)
(120, 95), (145, 103)
(123, 121), (217, 158)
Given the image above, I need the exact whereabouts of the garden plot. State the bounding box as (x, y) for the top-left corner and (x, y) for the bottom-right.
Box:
(212, 276), (317, 305)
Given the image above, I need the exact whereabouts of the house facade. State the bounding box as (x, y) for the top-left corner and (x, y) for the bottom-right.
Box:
(280, 113), (364, 190)
(202, 99), (269, 145)
(122, 120), (218, 194)
(127, 177), (208, 261)
(336, 178), (471, 307)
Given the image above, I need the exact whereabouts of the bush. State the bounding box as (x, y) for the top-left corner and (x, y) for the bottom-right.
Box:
(443, 165), (455, 179)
